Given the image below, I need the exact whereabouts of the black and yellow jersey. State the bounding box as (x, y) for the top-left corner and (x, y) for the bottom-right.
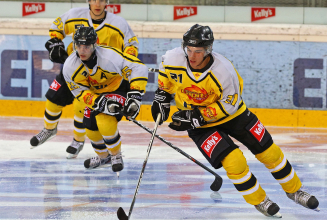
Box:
(158, 47), (247, 127)
(49, 7), (138, 56)
(63, 46), (147, 109)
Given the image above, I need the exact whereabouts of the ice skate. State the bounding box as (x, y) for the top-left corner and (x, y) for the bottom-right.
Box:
(255, 196), (282, 218)
(84, 154), (111, 169)
(111, 153), (124, 172)
(30, 127), (57, 148)
(66, 139), (84, 159)
(286, 187), (319, 211)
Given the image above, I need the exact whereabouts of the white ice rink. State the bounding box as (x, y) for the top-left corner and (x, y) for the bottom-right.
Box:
(0, 116), (326, 220)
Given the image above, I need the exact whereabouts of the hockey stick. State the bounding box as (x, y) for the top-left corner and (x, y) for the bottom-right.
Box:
(126, 117), (223, 192)
(148, 67), (159, 72)
(117, 113), (161, 220)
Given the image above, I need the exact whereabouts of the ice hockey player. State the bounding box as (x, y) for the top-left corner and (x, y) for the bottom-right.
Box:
(30, 0), (139, 160)
(63, 26), (147, 172)
(151, 24), (319, 218)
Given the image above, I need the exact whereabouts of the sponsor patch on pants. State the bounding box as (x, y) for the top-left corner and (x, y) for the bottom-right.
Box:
(249, 120), (265, 142)
(200, 131), (222, 158)
(49, 79), (61, 91)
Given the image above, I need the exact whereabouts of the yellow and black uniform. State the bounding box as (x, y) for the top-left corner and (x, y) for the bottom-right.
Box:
(158, 47), (302, 206)
(63, 45), (147, 156)
(44, 7), (139, 145)
(50, 7), (138, 56)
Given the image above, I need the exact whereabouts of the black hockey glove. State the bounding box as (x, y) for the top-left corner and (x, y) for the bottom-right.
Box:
(93, 95), (123, 115)
(168, 108), (207, 131)
(45, 38), (68, 64)
(124, 90), (142, 119)
(151, 88), (173, 125)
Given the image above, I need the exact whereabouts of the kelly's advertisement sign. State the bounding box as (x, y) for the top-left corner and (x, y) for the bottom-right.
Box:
(174, 6), (197, 20)
(106, 4), (121, 14)
(251, 7), (275, 22)
(22, 2), (45, 17)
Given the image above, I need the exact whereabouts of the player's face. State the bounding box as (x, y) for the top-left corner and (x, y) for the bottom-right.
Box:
(186, 46), (208, 69)
(76, 44), (94, 61)
(89, 0), (106, 18)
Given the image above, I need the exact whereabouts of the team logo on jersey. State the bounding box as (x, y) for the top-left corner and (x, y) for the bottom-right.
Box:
(201, 131), (222, 158)
(174, 6), (197, 20)
(181, 85), (210, 103)
(49, 79), (61, 91)
(104, 94), (126, 105)
(158, 79), (169, 90)
(249, 120), (266, 142)
(83, 93), (94, 105)
(251, 8), (275, 22)
(22, 3), (45, 17)
(84, 107), (92, 119)
(203, 107), (217, 119)
(106, 4), (121, 14)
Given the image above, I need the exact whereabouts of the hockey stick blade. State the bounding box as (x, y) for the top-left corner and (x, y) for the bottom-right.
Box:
(210, 176), (223, 192)
(117, 207), (129, 220)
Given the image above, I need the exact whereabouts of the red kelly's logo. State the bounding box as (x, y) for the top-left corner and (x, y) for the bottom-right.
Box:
(250, 120), (266, 142)
(251, 7), (275, 22)
(49, 80), (61, 91)
(106, 4), (121, 14)
(22, 3), (45, 17)
(84, 107), (92, 118)
(201, 132), (222, 158)
(174, 6), (197, 20)
(104, 94), (126, 105)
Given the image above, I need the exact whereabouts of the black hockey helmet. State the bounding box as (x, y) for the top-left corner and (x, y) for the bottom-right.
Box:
(74, 26), (98, 46)
(182, 24), (214, 56)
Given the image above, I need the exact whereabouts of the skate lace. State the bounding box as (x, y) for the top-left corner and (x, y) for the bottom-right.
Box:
(111, 153), (122, 165)
(89, 156), (101, 167)
(257, 197), (273, 212)
(36, 128), (55, 141)
(70, 139), (84, 150)
(294, 190), (311, 206)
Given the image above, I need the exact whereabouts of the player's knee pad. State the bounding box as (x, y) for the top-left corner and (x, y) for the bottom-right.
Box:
(96, 113), (118, 137)
(45, 99), (63, 115)
(85, 129), (103, 143)
(73, 98), (86, 118)
(255, 143), (284, 169)
(222, 148), (248, 176)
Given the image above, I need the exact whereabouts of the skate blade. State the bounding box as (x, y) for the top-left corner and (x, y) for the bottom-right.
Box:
(66, 154), (78, 159)
(313, 207), (320, 212)
(272, 212), (282, 218)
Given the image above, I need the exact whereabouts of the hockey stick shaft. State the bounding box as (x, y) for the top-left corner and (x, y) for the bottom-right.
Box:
(127, 113), (161, 219)
(128, 117), (222, 190)
(148, 67), (159, 72)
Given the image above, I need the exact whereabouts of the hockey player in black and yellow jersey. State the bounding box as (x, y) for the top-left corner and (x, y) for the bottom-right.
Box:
(30, 0), (139, 159)
(63, 26), (147, 172)
(151, 24), (319, 218)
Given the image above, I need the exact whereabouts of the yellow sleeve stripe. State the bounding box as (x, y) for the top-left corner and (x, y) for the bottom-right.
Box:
(130, 77), (148, 84)
(49, 29), (64, 37)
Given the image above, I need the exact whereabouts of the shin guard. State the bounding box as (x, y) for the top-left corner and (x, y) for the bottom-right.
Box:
(256, 143), (302, 193)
